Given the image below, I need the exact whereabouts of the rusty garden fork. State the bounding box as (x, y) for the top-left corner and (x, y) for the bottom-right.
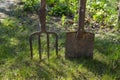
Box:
(29, 0), (58, 60)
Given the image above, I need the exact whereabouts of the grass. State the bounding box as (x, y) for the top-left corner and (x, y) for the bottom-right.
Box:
(0, 4), (120, 80)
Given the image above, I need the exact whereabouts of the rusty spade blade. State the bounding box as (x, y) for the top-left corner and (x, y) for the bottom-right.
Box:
(65, 0), (95, 58)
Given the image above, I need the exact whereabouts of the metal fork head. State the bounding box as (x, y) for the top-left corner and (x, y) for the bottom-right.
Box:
(29, 31), (58, 60)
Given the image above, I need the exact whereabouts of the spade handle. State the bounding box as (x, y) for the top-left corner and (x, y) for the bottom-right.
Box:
(78, 0), (87, 32)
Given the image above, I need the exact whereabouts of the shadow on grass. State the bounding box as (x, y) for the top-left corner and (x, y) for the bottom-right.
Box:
(0, 2), (120, 79)
(69, 58), (110, 75)
(0, 4), (67, 79)
(95, 37), (120, 56)
(66, 35), (120, 78)
(0, 54), (54, 79)
(0, 5), (37, 63)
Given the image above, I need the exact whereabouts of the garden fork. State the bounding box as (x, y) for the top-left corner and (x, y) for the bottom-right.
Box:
(29, 0), (58, 59)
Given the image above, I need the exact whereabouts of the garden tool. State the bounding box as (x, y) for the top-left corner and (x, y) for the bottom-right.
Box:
(65, 0), (95, 58)
(29, 0), (58, 59)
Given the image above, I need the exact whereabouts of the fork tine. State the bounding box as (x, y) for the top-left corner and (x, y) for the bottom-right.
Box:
(48, 32), (58, 57)
(53, 33), (58, 57)
(38, 35), (42, 59)
(55, 34), (58, 57)
(47, 34), (50, 59)
(29, 36), (33, 59)
(29, 31), (58, 60)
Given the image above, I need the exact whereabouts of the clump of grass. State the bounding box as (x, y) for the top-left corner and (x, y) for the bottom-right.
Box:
(0, 6), (120, 80)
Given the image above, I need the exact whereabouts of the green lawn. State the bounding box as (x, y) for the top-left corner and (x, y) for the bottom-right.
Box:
(0, 9), (120, 80)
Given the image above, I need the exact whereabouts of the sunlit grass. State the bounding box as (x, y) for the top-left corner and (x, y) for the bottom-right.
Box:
(0, 11), (120, 80)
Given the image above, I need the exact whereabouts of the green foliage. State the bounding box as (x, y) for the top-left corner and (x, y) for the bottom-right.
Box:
(21, 0), (118, 29)
(47, 0), (78, 17)
(74, 14), (78, 23)
(22, 0), (40, 12)
(47, 0), (59, 6)
(48, 3), (72, 16)
(87, 0), (117, 28)
(117, 3), (120, 30)
(61, 15), (66, 26)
